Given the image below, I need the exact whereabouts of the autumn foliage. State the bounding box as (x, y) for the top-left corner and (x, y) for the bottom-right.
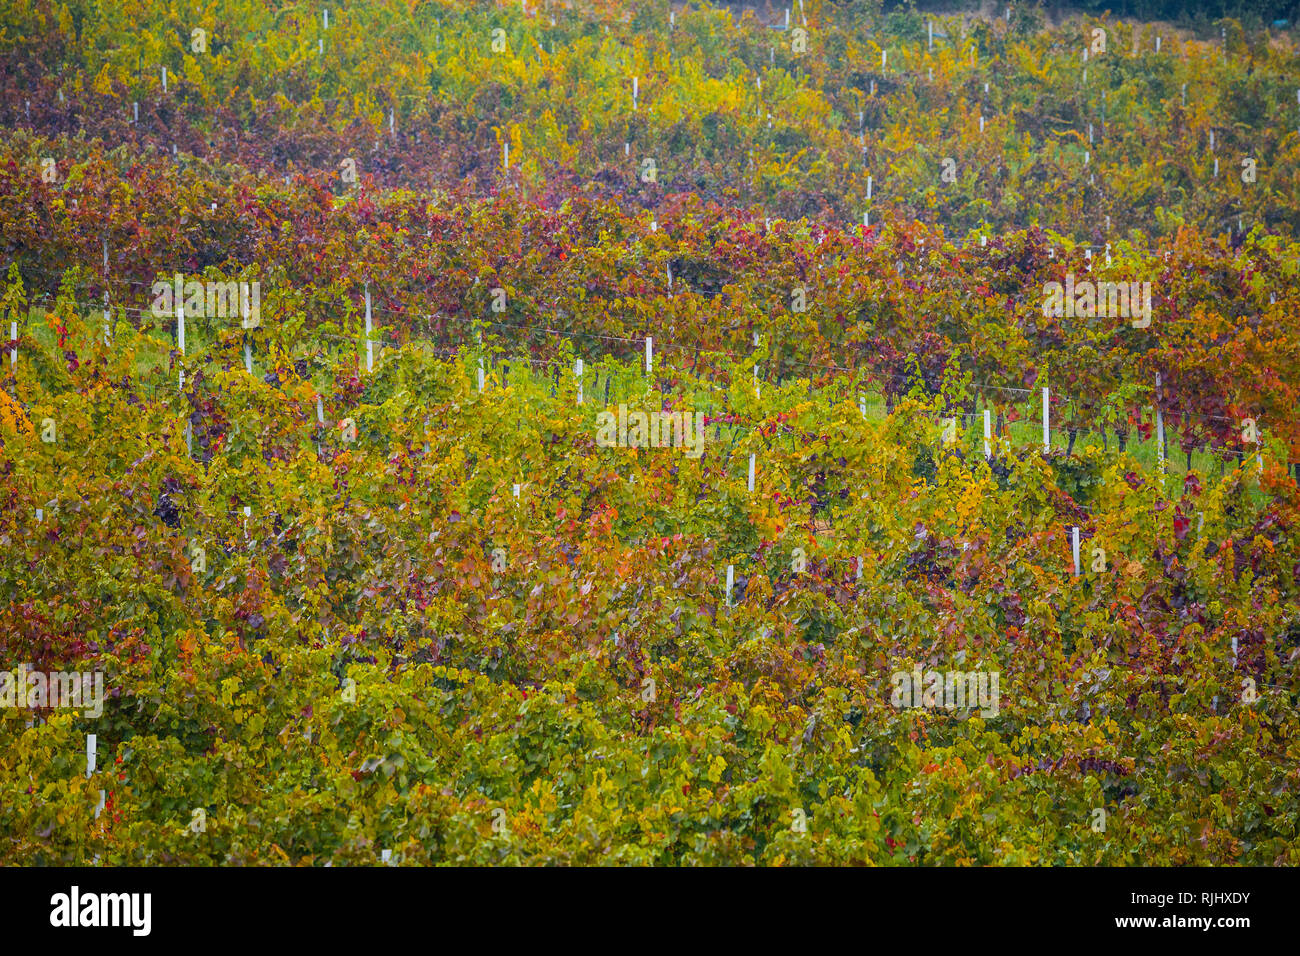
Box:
(1, 1), (1298, 865)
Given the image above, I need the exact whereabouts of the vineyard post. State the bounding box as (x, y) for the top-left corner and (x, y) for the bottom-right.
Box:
(725, 564), (734, 607)
(1072, 527), (1080, 576)
(1155, 373), (1165, 483)
(984, 408), (992, 459)
(748, 453), (755, 493)
(177, 293), (185, 391)
(9, 320), (15, 368)
(1042, 386), (1050, 453)
(645, 336), (653, 378)
(86, 733), (97, 790)
(575, 358), (583, 404)
(102, 237), (111, 346)
(86, 734), (103, 820)
(856, 556), (863, 581)
(477, 332), (485, 393)
(364, 283), (373, 373)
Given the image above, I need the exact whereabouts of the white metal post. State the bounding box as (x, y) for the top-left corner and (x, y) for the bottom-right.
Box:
(1042, 386), (1050, 452)
(364, 283), (373, 373)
